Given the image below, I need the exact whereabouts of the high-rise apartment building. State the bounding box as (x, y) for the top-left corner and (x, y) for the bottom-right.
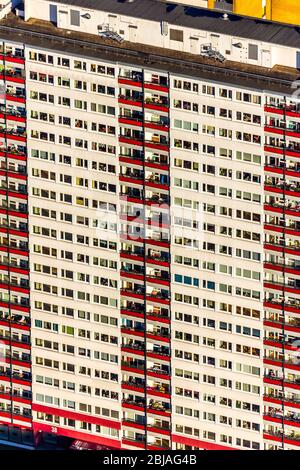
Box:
(0, 0), (299, 451)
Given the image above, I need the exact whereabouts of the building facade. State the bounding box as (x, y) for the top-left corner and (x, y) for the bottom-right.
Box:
(0, 0), (299, 451)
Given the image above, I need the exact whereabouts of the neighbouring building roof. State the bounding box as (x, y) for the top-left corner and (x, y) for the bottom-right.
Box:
(45, 0), (300, 48)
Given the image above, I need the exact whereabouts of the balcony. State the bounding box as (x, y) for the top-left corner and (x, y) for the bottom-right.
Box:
(122, 379), (145, 392)
(144, 97), (169, 112)
(0, 241), (29, 252)
(265, 391), (300, 409)
(145, 155), (169, 171)
(0, 106), (26, 119)
(119, 150), (144, 162)
(264, 314), (300, 330)
(121, 360), (145, 373)
(0, 369), (31, 382)
(118, 71), (143, 86)
(147, 346), (170, 358)
(264, 279), (300, 295)
(122, 398), (145, 410)
(147, 439), (170, 450)
(265, 181), (300, 198)
(146, 273), (170, 285)
(0, 67), (25, 78)
(121, 304), (145, 320)
(0, 259), (29, 270)
(0, 332), (30, 345)
(121, 264), (145, 278)
(146, 247), (169, 261)
(0, 145), (26, 157)
(122, 417), (146, 430)
(265, 412), (300, 430)
(145, 174), (169, 190)
(265, 163), (300, 181)
(147, 400), (170, 415)
(146, 327), (170, 338)
(144, 139), (169, 153)
(0, 313), (30, 328)
(264, 220), (300, 237)
(264, 356), (300, 371)
(265, 201), (300, 218)
(265, 102), (300, 118)
(118, 93), (143, 107)
(5, 90), (26, 102)
(147, 367), (170, 379)
(146, 304), (169, 319)
(122, 320), (144, 332)
(144, 79), (169, 93)
(121, 343), (145, 355)
(119, 170), (144, 185)
(0, 49), (24, 58)
(144, 118), (169, 132)
(265, 120), (300, 135)
(147, 383), (170, 396)
(146, 285), (169, 297)
(0, 183), (27, 196)
(265, 242), (300, 256)
(147, 421), (170, 434)
(122, 435), (146, 448)
(0, 128), (26, 141)
(0, 296), (29, 309)
(265, 142), (300, 158)
(120, 190), (143, 204)
(264, 260), (300, 274)
(0, 203), (27, 214)
(0, 163), (27, 175)
(0, 389), (32, 401)
(119, 114), (143, 127)
(264, 335), (300, 351)
(121, 249), (144, 262)
(0, 407), (32, 420)
(264, 298), (300, 314)
(145, 193), (170, 206)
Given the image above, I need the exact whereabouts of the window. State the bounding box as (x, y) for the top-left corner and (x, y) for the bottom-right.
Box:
(248, 44), (258, 61)
(170, 29), (183, 42)
(70, 10), (80, 26)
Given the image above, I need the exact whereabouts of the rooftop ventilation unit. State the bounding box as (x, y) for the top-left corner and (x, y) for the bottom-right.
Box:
(99, 30), (124, 43)
(201, 44), (226, 63)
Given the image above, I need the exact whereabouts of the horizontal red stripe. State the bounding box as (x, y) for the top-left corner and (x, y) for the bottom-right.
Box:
(33, 422), (121, 448)
(172, 434), (237, 450)
(32, 404), (121, 430)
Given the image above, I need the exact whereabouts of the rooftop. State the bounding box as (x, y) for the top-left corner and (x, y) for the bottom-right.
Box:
(45, 0), (300, 48)
(0, 12), (298, 94)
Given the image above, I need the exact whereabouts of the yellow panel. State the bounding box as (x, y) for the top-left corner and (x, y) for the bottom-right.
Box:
(269, 0), (300, 25)
(233, 0), (264, 18)
(266, 0), (272, 20)
(207, 0), (214, 8)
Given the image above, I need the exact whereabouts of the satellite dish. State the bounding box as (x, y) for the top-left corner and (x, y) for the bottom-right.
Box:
(81, 13), (91, 19)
